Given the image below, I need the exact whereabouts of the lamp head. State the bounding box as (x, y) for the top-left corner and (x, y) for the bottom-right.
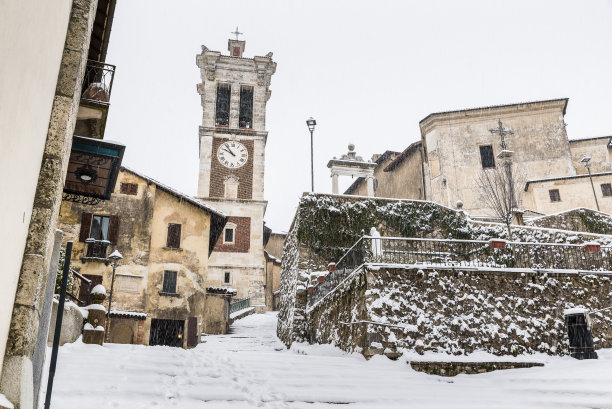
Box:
(306, 117), (316, 132)
(580, 155), (592, 164)
(108, 250), (123, 262)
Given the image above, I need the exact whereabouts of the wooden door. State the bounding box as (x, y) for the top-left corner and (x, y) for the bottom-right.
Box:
(79, 274), (103, 305)
(187, 317), (197, 347)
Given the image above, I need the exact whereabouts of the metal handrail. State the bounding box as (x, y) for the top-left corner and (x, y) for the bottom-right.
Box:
(230, 297), (251, 314)
(81, 60), (116, 104)
(307, 236), (612, 309)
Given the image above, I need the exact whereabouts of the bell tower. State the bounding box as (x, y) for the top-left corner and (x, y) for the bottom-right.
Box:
(195, 33), (276, 310)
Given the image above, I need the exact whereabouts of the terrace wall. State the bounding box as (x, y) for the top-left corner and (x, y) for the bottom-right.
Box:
(308, 265), (612, 357)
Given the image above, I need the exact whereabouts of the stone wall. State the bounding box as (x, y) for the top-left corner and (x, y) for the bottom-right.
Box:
(526, 208), (612, 235)
(308, 265), (612, 357)
(277, 193), (612, 349)
(47, 301), (84, 346)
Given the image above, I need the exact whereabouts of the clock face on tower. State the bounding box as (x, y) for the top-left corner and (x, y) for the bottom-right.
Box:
(217, 141), (248, 169)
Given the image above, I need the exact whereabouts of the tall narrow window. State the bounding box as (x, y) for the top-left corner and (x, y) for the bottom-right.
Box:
(166, 223), (181, 248)
(224, 272), (231, 284)
(549, 189), (561, 202)
(601, 183), (612, 197)
(239, 85), (253, 128)
(479, 145), (495, 168)
(162, 271), (177, 293)
(215, 83), (230, 126)
(90, 215), (111, 240)
(224, 227), (235, 244)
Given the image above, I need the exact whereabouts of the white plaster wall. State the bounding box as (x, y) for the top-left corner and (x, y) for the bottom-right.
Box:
(0, 0), (72, 378)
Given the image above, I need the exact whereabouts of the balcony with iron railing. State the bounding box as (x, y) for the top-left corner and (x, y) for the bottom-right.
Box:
(307, 236), (612, 308)
(75, 60), (116, 139)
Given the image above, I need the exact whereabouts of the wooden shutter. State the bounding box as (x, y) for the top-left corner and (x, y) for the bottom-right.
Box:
(166, 224), (181, 248)
(108, 215), (120, 244)
(187, 317), (197, 347)
(79, 212), (93, 242)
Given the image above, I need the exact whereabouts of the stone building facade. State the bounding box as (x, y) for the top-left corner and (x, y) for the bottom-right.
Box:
(57, 167), (227, 347)
(195, 37), (276, 311)
(345, 99), (612, 218)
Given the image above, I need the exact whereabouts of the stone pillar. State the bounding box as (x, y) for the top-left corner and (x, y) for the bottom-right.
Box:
(0, 0), (98, 406)
(331, 173), (339, 194)
(203, 293), (231, 335)
(366, 175), (375, 197)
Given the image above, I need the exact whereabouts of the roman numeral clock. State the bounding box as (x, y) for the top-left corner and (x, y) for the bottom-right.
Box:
(195, 35), (276, 312)
(217, 141), (248, 169)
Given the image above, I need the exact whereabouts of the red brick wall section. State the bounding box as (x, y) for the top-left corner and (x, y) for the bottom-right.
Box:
(209, 138), (254, 199)
(213, 216), (251, 253)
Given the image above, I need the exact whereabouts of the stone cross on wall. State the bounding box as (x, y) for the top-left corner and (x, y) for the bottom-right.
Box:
(489, 120), (513, 150)
(327, 144), (377, 196)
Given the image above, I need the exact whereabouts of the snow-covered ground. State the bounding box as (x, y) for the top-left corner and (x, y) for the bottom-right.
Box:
(41, 313), (612, 409)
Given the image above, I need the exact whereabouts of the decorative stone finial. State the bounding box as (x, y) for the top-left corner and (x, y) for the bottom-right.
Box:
(348, 143), (355, 152)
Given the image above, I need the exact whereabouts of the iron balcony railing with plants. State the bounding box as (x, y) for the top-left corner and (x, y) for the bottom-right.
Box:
(307, 236), (612, 308)
(81, 60), (116, 105)
(230, 297), (251, 314)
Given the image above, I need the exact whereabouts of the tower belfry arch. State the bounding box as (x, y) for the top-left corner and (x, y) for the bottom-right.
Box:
(327, 144), (377, 196)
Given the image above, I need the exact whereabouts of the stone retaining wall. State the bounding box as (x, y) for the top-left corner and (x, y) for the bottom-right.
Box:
(308, 265), (612, 357)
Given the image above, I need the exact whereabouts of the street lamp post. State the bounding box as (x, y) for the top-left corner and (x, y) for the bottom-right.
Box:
(306, 117), (317, 192)
(105, 249), (123, 342)
(581, 155), (600, 211)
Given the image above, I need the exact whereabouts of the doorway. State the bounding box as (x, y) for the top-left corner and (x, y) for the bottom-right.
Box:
(149, 318), (184, 347)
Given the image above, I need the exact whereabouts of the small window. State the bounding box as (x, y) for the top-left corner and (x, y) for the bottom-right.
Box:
(166, 223), (181, 248)
(232, 47), (240, 57)
(162, 271), (177, 293)
(479, 145), (495, 168)
(90, 215), (111, 240)
(549, 189), (561, 202)
(239, 85), (253, 128)
(215, 83), (231, 126)
(224, 272), (230, 284)
(120, 182), (138, 195)
(224, 227), (235, 244)
(601, 183), (612, 197)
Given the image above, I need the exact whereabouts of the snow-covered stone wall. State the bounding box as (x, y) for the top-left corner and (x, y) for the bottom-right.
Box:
(277, 193), (612, 349)
(308, 265), (612, 357)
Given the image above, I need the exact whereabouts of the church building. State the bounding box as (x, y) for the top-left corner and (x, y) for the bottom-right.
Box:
(195, 35), (276, 311)
(346, 98), (612, 219)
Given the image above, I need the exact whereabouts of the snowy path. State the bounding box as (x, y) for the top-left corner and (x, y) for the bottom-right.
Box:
(44, 313), (612, 409)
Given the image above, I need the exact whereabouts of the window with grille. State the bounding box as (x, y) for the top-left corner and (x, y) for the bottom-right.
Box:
(215, 83), (231, 126)
(162, 271), (177, 293)
(239, 85), (253, 128)
(166, 223), (181, 248)
(224, 226), (235, 244)
(549, 189), (561, 202)
(479, 145), (495, 168)
(120, 182), (138, 195)
(601, 183), (612, 197)
(224, 272), (230, 283)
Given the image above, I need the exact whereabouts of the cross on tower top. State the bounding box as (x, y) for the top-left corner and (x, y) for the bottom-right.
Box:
(231, 27), (243, 40)
(489, 120), (513, 150)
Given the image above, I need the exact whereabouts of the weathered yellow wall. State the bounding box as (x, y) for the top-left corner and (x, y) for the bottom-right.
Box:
(377, 150), (424, 200)
(264, 233), (286, 259)
(58, 169), (215, 346)
(145, 187), (212, 344)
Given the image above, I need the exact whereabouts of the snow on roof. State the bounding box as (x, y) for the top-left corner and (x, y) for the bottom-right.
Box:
(121, 166), (226, 218)
(110, 310), (148, 320)
(206, 287), (237, 295)
(419, 98), (568, 124)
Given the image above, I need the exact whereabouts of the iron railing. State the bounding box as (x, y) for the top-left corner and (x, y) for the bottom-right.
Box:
(308, 236), (612, 308)
(81, 60), (115, 104)
(66, 269), (92, 306)
(230, 297), (251, 314)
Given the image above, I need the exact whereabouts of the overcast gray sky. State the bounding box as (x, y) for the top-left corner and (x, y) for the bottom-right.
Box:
(105, 0), (612, 232)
